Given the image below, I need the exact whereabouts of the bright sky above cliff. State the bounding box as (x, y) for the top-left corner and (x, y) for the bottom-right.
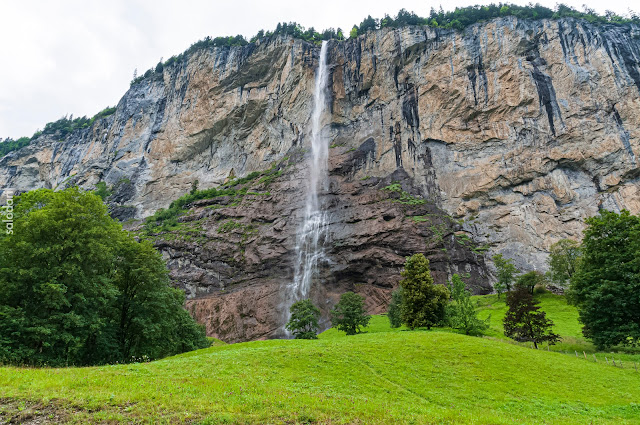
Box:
(0, 0), (634, 140)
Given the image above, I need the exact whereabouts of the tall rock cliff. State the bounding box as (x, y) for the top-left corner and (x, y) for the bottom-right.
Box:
(2, 17), (640, 341)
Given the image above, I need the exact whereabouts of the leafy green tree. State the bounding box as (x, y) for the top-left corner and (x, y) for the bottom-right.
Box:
(493, 280), (507, 298)
(286, 299), (321, 339)
(387, 288), (403, 328)
(331, 292), (370, 335)
(446, 274), (489, 335)
(515, 271), (546, 295)
(493, 254), (519, 293)
(569, 210), (640, 349)
(547, 239), (581, 287)
(503, 287), (560, 349)
(0, 188), (208, 366)
(349, 26), (359, 39)
(399, 254), (450, 330)
(112, 237), (209, 361)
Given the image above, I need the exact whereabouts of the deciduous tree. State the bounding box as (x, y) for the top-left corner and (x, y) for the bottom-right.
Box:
(286, 299), (321, 339)
(331, 292), (370, 335)
(503, 288), (560, 349)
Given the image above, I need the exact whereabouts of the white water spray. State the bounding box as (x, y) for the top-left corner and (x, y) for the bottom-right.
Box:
(283, 41), (330, 333)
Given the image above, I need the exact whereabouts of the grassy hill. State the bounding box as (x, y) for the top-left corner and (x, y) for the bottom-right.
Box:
(1, 294), (639, 424)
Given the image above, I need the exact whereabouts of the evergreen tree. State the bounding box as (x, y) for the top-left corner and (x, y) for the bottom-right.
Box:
(387, 288), (403, 328)
(331, 292), (370, 335)
(286, 299), (321, 339)
(569, 210), (640, 349)
(503, 288), (560, 349)
(446, 274), (489, 336)
(399, 254), (450, 330)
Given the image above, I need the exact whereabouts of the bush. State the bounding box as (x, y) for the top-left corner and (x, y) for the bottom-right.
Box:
(331, 292), (370, 335)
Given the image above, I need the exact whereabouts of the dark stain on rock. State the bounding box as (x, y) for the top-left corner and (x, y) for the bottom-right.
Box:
(402, 86), (420, 128)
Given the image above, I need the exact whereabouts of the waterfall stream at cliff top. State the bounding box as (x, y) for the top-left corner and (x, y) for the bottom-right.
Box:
(283, 41), (330, 335)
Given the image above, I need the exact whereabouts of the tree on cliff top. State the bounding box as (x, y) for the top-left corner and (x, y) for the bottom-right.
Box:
(286, 299), (321, 339)
(331, 292), (370, 335)
(399, 254), (450, 330)
(0, 188), (209, 366)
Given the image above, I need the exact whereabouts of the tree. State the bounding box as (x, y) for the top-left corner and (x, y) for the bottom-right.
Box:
(446, 274), (489, 335)
(547, 239), (581, 287)
(330, 292), (370, 335)
(515, 271), (546, 295)
(349, 25), (359, 39)
(0, 188), (209, 366)
(503, 287), (560, 349)
(387, 288), (403, 328)
(399, 254), (450, 330)
(493, 254), (519, 294)
(286, 299), (321, 339)
(569, 210), (640, 349)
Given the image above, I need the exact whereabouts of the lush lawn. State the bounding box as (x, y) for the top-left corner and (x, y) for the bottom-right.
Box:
(1, 303), (640, 424)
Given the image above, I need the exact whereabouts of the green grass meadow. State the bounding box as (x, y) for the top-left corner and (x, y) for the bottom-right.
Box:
(1, 294), (639, 424)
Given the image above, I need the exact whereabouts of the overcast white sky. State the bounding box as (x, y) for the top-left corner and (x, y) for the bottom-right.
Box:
(0, 0), (634, 139)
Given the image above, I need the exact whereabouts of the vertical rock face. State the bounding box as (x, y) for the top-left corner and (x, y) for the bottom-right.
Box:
(2, 17), (640, 342)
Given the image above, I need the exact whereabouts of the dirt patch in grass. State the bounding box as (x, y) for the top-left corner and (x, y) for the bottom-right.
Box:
(0, 398), (68, 424)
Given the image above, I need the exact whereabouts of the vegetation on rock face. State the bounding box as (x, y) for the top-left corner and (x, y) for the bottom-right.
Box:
(503, 287), (561, 349)
(285, 299), (321, 339)
(399, 254), (450, 330)
(569, 210), (640, 349)
(330, 292), (371, 335)
(143, 170), (265, 232)
(0, 188), (209, 366)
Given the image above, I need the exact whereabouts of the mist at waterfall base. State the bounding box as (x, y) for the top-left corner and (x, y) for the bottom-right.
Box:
(281, 41), (331, 337)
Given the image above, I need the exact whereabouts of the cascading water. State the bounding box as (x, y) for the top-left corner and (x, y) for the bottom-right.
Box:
(282, 41), (330, 335)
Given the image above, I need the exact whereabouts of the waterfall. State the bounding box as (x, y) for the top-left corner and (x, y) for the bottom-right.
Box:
(282, 41), (330, 335)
